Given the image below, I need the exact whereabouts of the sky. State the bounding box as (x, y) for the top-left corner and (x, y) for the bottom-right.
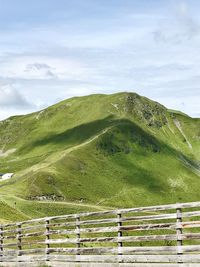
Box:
(0, 0), (199, 119)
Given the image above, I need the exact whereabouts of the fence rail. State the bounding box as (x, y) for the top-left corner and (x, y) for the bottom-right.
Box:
(1, 201), (200, 266)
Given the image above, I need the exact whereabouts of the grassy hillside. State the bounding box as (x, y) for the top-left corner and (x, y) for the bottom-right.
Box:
(0, 92), (199, 222)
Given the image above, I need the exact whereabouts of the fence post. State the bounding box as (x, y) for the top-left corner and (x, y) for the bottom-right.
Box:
(176, 206), (183, 263)
(17, 223), (22, 261)
(76, 215), (80, 262)
(45, 220), (50, 262)
(117, 213), (122, 262)
(0, 225), (3, 257)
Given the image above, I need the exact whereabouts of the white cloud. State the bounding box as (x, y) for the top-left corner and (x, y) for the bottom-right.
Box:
(0, 55), (90, 81)
(25, 63), (57, 79)
(153, 0), (200, 44)
(0, 85), (32, 108)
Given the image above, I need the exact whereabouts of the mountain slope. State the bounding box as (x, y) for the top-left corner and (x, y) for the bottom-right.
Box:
(0, 92), (199, 222)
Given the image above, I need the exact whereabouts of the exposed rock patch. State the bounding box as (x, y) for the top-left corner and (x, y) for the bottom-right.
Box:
(30, 194), (65, 201)
(174, 119), (192, 149)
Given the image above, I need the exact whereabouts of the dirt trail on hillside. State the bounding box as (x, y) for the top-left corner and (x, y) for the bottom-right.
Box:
(0, 148), (16, 157)
(1, 194), (111, 214)
(34, 199), (112, 211)
(16, 126), (113, 178)
(64, 127), (111, 154)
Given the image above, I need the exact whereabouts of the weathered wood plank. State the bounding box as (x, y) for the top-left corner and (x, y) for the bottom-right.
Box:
(46, 229), (76, 235)
(45, 232), (200, 245)
(0, 255), (45, 262)
(0, 239), (43, 248)
(0, 224), (44, 235)
(53, 213), (175, 228)
(82, 222), (176, 234)
(2, 254), (200, 264)
(44, 220), (200, 236)
(0, 245), (199, 256)
(2, 254), (198, 263)
(72, 211), (200, 227)
(2, 200), (200, 229)
(0, 248), (45, 257)
(40, 263), (200, 267)
(46, 246), (177, 255)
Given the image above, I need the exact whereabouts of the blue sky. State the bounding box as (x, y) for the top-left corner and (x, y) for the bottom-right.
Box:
(0, 0), (199, 119)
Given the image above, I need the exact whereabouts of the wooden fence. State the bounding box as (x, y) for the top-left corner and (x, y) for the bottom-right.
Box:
(1, 201), (200, 266)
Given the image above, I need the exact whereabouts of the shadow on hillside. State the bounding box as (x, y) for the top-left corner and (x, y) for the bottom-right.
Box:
(17, 115), (198, 186)
(18, 115), (115, 154)
(18, 115), (186, 158)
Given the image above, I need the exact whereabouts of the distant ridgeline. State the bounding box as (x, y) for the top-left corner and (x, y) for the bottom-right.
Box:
(0, 92), (199, 222)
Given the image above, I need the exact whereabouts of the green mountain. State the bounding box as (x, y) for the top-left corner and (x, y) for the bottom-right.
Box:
(0, 92), (199, 222)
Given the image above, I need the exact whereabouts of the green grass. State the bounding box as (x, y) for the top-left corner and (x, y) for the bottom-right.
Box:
(0, 92), (199, 222)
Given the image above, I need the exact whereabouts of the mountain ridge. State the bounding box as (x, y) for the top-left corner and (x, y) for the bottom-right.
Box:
(0, 92), (199, 222)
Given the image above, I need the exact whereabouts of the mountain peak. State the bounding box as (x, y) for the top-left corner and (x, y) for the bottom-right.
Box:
(0, 92), (199, 222)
